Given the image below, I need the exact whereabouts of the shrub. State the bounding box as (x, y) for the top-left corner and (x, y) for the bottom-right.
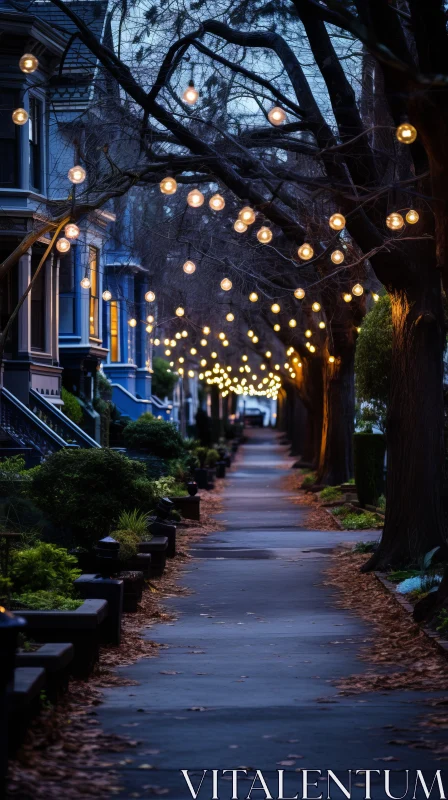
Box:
(123, 416), (185, 459)
(302, 471), (317, 488)
(12, 590), (81, 611)
(319, 486), (343, 503)
(11, 543), (81, 594)
(151, 357), (178, 399)
(111, 529), (140, 562)
(61, 387), (83, 426)
(355, 294), (392, 431)
(150, 476), (185, 500)
(31, 449), (152, 544)
(353, 432), (386, 507)
(132, 454), (168, 479)
(117, 509), (148, 538)
(195, 446), (209, 468)
(206, 449), (220, 468)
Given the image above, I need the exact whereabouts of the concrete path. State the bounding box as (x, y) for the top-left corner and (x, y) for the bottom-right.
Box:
(98, 430), (448, 799)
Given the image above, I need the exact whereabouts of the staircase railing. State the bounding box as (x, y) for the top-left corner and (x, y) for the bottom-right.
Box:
(0, 387), (74, 457)
(29, 389), (100, 449)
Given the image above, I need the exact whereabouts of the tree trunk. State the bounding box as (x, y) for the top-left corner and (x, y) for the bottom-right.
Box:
(316, 348), (355, 486)
(362, 283), (447, 571)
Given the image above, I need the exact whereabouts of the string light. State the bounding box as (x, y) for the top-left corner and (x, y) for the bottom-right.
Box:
(209, 194), (225, 211)
(160, 176), (177, 195)
(289, 319), (297, 328)
(19, 53), (39, 73)
(147, 315), (154, 323)
(187, 189), (204, 207)
(309, 345), (316, 353)
(183, 260), (196, 274)
(12, 108), (28, 125)
(146, 324), (153, 333)
(329, 213), (346, 231)
(386, 212), (404, 230)
(188, 370), (194, 378)
(80, 274), (91, 289)
(68, 165), (86, 184)
(406, 209), (419, 224)
(331, 249), (344, 264)
(220, 278), (232, 291)
(102, 289), (112, 301)
(56, 238), (70, 253)
(226, 312), (234, 322)
(396, 122), (417, 144)
(223, 339), (229, 346)
(271, 303), (280, 313)
(305, 329), (312, 338)
(175, 307), (185, 316)
(65, 223), (80, 239)
(181, 330), (188, 337)
(252, 336), (258, 343)
(248, 330), (254, 338)
(328, 356), (335, 363)
(128, 318), (137, 327)
(273, 323), (280, 331)
(182, 81), (199, 105)
(242, 355), (248, 362)
(297, 243), (313, 260)
(239, 206), (256, 225)
(372, 293), (380, 302)
(190, 347), (197, 355)
(145, 291), (156, 302)
(312, 302), (321, 312)
(234, 219), (247, 233)
(200, 339), (207, 346)
(265, 351), (271, 358)
(219, 332), (225, 340)
(352, 283), (364, 296)
(319, 321), (326, 329)
(200, 358), (207, 367)
(294, 288), (305, 299)
(257, 227), (273, 243)
(249, 292), (258, 302)
(343, 293), (352, 303)
(203, 326), (210, 335)
(268, 106), (287, 125)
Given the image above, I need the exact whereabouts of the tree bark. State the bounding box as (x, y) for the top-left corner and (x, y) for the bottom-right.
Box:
(316, 348), (355, 486)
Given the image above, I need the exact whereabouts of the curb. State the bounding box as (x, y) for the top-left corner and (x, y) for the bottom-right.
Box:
(374, 572), (448, 660)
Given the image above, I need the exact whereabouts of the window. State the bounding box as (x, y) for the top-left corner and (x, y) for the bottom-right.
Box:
(59, 250), (75, 334)
(110, 301), (119, 362)
(0, 91), (18, 187)
(29, 97), (42, 192)
(31, 254), (46, 351)
(89, 246), (99, 339)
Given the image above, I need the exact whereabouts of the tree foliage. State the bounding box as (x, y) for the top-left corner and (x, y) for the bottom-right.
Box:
(355, 296), (392, 408)
(151, 357), (178, 400)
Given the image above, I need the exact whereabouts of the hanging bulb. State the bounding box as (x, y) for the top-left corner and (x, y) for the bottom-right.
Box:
(183, 260), (196, 274)
(289, 319), (297, 328)
(102, 289), (112, 301)
(239, 206), (256, 225)
(271, 303), (281, 313)
(19, 53), (39, 73)
(329, 213), (346, 231)
(220, 278), (232, 291)
(160, 176), (177, 195)
(247, 330), (254, 338)
(331, 249), (344, 264)
(386, 212), (404, 230)
(65, 223), (80, 239)
(352, 283), (364, 296)
(328, 356), (335, 363)
(181, 330), (188, 337)
(268, 106), (287, 125)
(56, 238), (70, 253)
(182, 81), (199, 105)
(309, 345), (316, 353)
(273, 323), (280, 331)
(249, 292), (258, 302)
(294, 288), (305, 299)
(209, 194), (225, 211)
(234, 219), (247, 233)
(226, 312), (234, 322)
(203, 326), (210, 335)
(12, 108), (28, 125)
(80, 274), (91, 289)
(146, 324), (153, 333)
(343, 293), (352, 303)
(187, 189), (204, 208)
(68, 165), (86, 184)
(219, 332), (226, 340)
(396, 122), (417, 144)
(297, 243), (314, 260)
(128, 318), (137, 327)
(305, 329), (312, 338)
(175, 306), (185, 316)
(145, 290), (156, 302)
(319, 321), (326, 329)
(312, 302), (321, 312)
(406, 209), (419, 224)
(147, 315), (154, 323)
(372, 293), (380, 302)
(257, 226), (273, 243)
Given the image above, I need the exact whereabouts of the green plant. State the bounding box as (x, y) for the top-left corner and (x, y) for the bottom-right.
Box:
(333, 506), (383, 529)
(61, 387), (83, 426)
(10, 543), (81, 595)
(388, 569), (419, 583)
(205, 448), (220, 468)
(117, 509), (148, 538)
(355, 294), (392, 431)
(0, 575), (12, 596)
(111, 529), (140, 562)
(319, 486), (343, 503)
(151, 357), (179, 399)
(353, 433), (386, 508)
(123, 416), (185, 459)
(12, 590), (82, 611)
(195, 446), (209, 468)
(0, 455), (26, 474)
(150, 476), (185, 500)
(353, 541), (377, 554)
(31, 449), (152, 545)
(377, 494), (386, 511)
(302, 471), (317, 488)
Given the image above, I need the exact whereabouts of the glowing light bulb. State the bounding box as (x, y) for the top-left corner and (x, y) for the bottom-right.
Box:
(309, 345), (316, 353)
(331, 249), (344, 264)
(190, 348), (197, 355)
(406, 209), (419, 224)
(274, 323), (280, 331)
(102, 289), (112, 301)
(183, 260), (196, 274)
(187, 189), (204, 207)
(65, 223), (80, 239)
(289, 319), (297, 328)
(68, 165), (86, 184)
(248, 330), (254, 338)
(56, 238), (70, 253)
(239, 206), (256, 225)
(294, 288), (305, 300)
(352, 283), (364, 296)
(268, 106), (287, 125)
(80, 275), (91, 289)
(175, 306), (185, 317)
(343, 293), (352, 303)
(209, 194), (225, 211)
(219, 332), (225, 340)
(312, 302), (321, 312)
(298, 243), (313, 260)
(128, 318), (137, 327)
(386, 212), (404, 230)
(328, 355), (335, 363)
(249, 292), (258, 302)
(182, 82), (199, 105)
(265, 351), (271, 358)
(242, 355), (248, 362)
(146, 324), (153, 333)
(220, 278), (232, 291)
(305, 329), (312, 338)
(188, 370), (194, 378)
(271, 303), (280, 313)
(252, 336), (258, 344)
(147, 315), (154, 323)
(257, 227), (273, 243)
(12, 108), (28, 125)
(226, 312), (234, 322)
(329, 213), (346, 231)
(396, 122), (417, 144)
(234, 219), (247, 233)
(160, 176), (177, 195)
(319, 321), (326, 329)
(372, 293), (380, 302)
(145, 291), (156, 302)
(19, 53), (39, 73)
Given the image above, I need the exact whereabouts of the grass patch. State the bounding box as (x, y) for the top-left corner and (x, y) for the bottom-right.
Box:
(319, 486), (344, 503)
(353, 541), (376, 554)
(332, 504), (383, 530)
(387, 569), (419, 583)
(302, 471), (317, 488)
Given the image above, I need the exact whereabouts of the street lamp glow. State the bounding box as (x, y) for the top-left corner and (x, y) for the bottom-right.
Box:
(329, 213), (346, 231)
(68, 165), (86, 184)
(187, 189), (204, 207)
(160, 176), (177, 195)
(297, 243), (313, 260)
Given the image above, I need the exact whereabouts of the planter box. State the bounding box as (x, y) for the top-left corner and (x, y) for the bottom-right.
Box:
(15, 643), (74, 701)
(127, 552), (152, 577)
(18, 599), (108, 678)
(75, 575), (123, 644)
(171, 495), (200, 521)
(139, 537), (168, 577)
(148, 518), (176, 557)
(9, 667), (46, 752)
(118, 571), (144, 612)
(194, 467), (208, 489)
